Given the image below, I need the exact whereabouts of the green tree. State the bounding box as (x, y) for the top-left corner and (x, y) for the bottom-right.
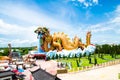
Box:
(88, 54), (92, 64)
(0, 52), (3, 56)
(94, 52), (97, 65)
(3, 48), (9, 56)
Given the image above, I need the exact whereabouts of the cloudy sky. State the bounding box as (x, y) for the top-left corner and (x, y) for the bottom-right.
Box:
(0, 0), (120, 47)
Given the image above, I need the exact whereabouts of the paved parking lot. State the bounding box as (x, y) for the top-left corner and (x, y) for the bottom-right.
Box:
(58, 64), (120, 80)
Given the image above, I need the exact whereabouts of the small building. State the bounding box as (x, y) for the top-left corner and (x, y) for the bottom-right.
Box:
(29, 51), (46, 59)
(10, 52), (22, 59)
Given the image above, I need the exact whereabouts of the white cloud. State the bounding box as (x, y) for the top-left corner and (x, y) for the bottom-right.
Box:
(0, 3), (76, 33)
(0, 19), (38, 47)
(101, 40), (107, 43)
(0, 19), (26, 35)
(93, 0), (98, 4)
(115, 5), (120, 14)
(110, 5), (120, 23)
(10, 39), (37, 47)
(0, 18), (87, 47)
(72, 0), (99, 7)
(78, 0), (85, 3)
(85, 10), (92, 20)
(88, 23), (113, 33)
(0, 3), (87, 47)
(0, 19), (36, 37)
(84, 2), (89, 7)
(82, 5), (120, 44)
(0, 1), (120, 47)
(88, 5), (120, 34)
(111, 17), (120, 23)
(0, 3), (78, 32)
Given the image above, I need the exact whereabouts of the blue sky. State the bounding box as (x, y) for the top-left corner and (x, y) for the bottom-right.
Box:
(0, 0), (120, 47)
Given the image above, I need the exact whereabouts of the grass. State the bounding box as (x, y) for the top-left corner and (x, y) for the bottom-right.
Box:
(57, 54), (120, 72)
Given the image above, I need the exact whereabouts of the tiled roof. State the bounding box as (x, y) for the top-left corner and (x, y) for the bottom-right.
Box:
(0, 71), (15, 78)
(31, 68), (61, 80)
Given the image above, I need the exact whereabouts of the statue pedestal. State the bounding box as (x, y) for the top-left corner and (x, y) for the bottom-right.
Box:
(33, 54), (46, 59)
(57, 68), (67, 74)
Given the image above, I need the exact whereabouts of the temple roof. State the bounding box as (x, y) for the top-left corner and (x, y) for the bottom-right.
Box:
(0, 71), (15, 78)
(31, 68), (61, 80)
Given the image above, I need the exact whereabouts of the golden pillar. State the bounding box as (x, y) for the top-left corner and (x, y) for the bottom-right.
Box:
(86, 31), (91, 46)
